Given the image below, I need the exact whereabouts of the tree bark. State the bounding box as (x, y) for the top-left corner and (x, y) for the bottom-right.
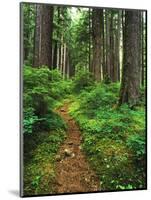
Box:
(113, 11), (121, 82)
(141, 11), (147, 87)
(60, 36), (64, 73)
(55, 7), (60, 69)
(92, 8), (102, 81)
(53, 42), (57, 68)
(33, 4), (40, 67)
(23, 5), (30, 62)
(102, 9), (106, 79)
(106, 10), (111, 79)
(33, 4), (53, 68)
(110, 12), (114, 81)
(119, 10), (141, 106)
(117, 10), (122, 81)
(57, 45), (60, 69)
(139, 11), (143, 86)
(143, 11), (147, 87)
(63, 43), (66, 79)
(88, 8), (91, 72)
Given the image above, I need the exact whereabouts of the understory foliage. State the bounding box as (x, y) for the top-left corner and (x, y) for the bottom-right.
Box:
(23, 66), (71, 195)
(23, 66), (146, 193)
(23, 66), (71, 135)
(69, 80), (146, 190)
(72, 68), (94, 92)
(24, 130), (66, 195)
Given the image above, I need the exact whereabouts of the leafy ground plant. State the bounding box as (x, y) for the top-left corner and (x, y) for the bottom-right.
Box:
(69, 82), (146, 190)
(23, 130), (66, 196)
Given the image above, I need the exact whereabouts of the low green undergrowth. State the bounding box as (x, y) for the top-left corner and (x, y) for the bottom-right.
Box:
(72, 68), (94, 93)
(23, 129), (66, 196)
(23, 66), (69, 196)
(69, 82), (146, 191)
(23, 66), (146, 192)
(23, 66), (71, 135)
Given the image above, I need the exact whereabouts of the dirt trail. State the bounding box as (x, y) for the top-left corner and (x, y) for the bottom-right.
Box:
(55, 103), (100, 194)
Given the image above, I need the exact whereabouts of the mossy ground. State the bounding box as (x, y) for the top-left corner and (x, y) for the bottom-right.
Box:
(23, 67), (146, 194)
(68, 83), (146, 191)
(23, 130), (66, 196)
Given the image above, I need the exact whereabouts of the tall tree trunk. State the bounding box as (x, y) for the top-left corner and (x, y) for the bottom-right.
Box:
(66, 48), (70, 79)
(143, 11), (147, 87)
(139, 11), (143, 86)
(100, 9), (104, 80)
(63, 43), (66, 79)
(119, 10), (141, 106)
(141, 11), (144, 86)
(117, 10), (122, 81)
(23, 5), (30, 62)
(33, 5), (40, 67)
(110, 12), (114, 81)
(141, 11), (147, 87)
(92, 8), (102, 81)
(106, 10), (111, 79)
(53, 42), (57, 68)
(89, 8), (91, 72)
(58, 44), (61, 70)
(56, 7), (60, 69)
(102, 9), (106, 79)
(60, 36), (64, 73)
(33, 4), (53, 68)
(113, 11), (121, 82)
(57, 44), (60, 69)
(120, 10), (124, 82)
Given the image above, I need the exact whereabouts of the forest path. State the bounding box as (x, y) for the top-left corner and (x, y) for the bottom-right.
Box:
(55, 103), (100, 194)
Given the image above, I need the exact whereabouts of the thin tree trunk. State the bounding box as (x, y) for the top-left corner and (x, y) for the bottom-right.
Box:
(67, 54), (70, 79)
(56, 7), (60, 69)
(53, 42), (57, 68)
(141, 11), (146, 87)
(120, 10), (124, 82)
(106, 10), (111, 79)
(57, 45), (60, 69)
(92, 8), (102, 81)
(102, 9), (106, 79)
(60, 36), (64, 73)
(117, 10), (122, 81)
(89, 8), (91, 72)
(144, 11), (147, 87)
(33, 4), (41, 67)
(110, 12), (114, 81)
(63, 43), (66, 79)
(24, 5), (30, 62)
(113, 11), (121, 82)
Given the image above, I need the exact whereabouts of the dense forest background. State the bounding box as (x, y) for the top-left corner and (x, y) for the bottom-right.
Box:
(22, 3), (147, 196)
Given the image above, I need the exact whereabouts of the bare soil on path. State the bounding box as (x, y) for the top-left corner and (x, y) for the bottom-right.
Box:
(55, 103), (100, 194)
